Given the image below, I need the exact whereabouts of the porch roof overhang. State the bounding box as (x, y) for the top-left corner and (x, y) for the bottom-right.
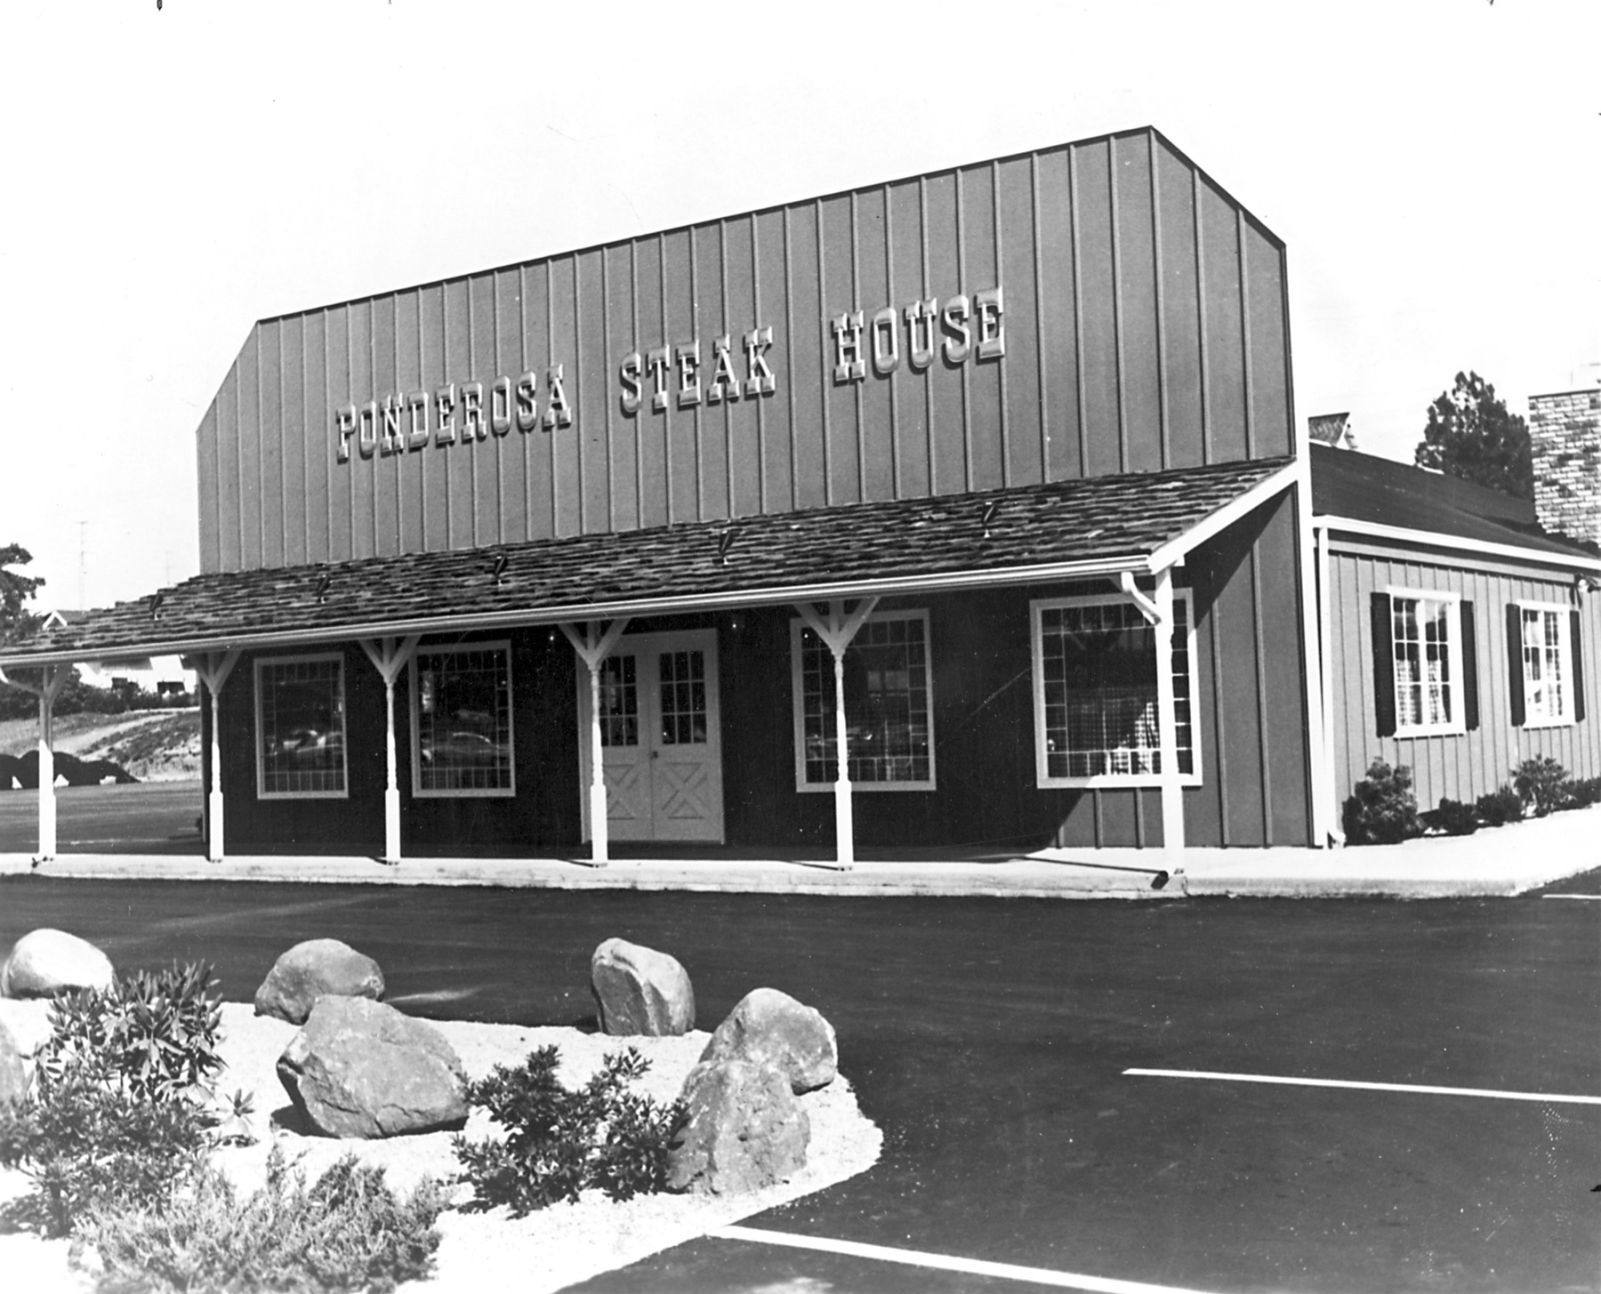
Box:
(0, 456), (1298, 670)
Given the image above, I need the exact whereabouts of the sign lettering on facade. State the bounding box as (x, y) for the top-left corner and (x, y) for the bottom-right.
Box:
(332, 287), (1003, 464)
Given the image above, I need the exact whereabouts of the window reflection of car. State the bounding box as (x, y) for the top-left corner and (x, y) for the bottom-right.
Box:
(278, 728), (342, 762)
(422, 731), (505, 767)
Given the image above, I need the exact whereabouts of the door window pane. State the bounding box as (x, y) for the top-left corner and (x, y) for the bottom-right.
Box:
(658, 650), (708, 745)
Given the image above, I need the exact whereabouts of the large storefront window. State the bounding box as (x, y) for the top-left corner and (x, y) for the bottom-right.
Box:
(792, 611), (935, 790)
(411, 642), (515, 796)
(255, 654), (347, 798)
(1032, 593), (1197, 786)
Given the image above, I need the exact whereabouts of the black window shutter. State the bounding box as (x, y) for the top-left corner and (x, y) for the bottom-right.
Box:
(1371, 592), (1396, 738)
(1506, 604), (1526, 728)
(1571, 609), (1586, 723)
(1460, 601), (1479, 731)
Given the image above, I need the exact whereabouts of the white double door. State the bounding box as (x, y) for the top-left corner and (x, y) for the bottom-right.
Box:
(577, 628), (725, 843)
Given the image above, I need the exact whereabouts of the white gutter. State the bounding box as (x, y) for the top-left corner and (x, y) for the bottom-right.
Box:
(1319, 515), (1601, 574)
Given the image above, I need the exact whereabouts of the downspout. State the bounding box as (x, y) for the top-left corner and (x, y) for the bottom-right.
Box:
(1314, 520), (1343, 846)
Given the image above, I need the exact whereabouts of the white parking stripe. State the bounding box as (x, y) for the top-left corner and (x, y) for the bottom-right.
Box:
(1124, 1069), (1601, 1105)
(710, 1225), (1221, 1294)
(1542, 894), (1601, 900)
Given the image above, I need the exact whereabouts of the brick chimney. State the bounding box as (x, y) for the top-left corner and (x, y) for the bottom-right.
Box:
(1528, 386), (1601, 546)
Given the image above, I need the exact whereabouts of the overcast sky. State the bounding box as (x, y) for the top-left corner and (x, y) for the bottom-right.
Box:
(2, 0), (1596, 610)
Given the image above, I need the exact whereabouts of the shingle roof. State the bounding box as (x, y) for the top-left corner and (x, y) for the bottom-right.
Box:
(1310, 444), (1599, 561)
(0, 457), (1293, 665)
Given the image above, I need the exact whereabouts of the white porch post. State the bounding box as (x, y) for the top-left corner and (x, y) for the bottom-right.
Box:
(558, 619), (631, 866)
(1152, 567), (1185, 861)
(793, 597), (879, 869)
(188, 650), (241, 863)
(359, 635), (421, 865)
(1, 664), (70, 863)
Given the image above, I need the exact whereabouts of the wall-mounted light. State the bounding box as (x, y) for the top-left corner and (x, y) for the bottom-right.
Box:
(980, 501), (1002, 539)
(149, 591), (165, 621)
(315, 572), (332, 605)
(492, 553), (509, 584)
(716, 529), (737, 566)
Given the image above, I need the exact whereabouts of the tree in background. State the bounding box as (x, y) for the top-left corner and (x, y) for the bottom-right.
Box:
(1413, 371), (1533, 500)
(1, 542), (45, 644)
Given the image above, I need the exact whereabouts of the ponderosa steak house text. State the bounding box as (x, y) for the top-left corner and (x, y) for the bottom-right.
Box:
(334, 286), (1005, 463)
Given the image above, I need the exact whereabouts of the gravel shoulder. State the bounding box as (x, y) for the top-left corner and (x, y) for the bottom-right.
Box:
(0, 1003), (883, 1293)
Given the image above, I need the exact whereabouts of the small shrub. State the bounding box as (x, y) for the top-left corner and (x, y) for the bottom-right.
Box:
(453, 1044), (686, 1215)
(82, 1146), (447, 1294)
(1342, 760), (1423, 845)
(1557, 775), (1601, 810)
(1421, 797), (1479, 837)
(41, 961), (224, 1104)
(1513, 756), (1569, 818)
(0, 961), (225, 1237)
(1475, 784), (1525, 828)
(0, 1074), (213, 1236)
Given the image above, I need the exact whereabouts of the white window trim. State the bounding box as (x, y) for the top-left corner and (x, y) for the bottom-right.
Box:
(790, 609), (937, 793)
(1385, 586), (1467, 738)
(409, 639), (517, 799)
(254, 651), (349, 801)
(1516, 601), (1575, 729)
(1031, 589), (1202, 790)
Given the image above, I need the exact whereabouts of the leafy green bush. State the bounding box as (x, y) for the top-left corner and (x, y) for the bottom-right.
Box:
(1513, 756), (1569, 817)
(82, 1147), (447, 1294)
(1421, 797), (1480, 836)
(1342, 760), (1423, 845)
(0, 962), (225, 1236)
(1475, 784), (1525, 828)
(0, 1071), (214, 1237)
(41, 961), (224, 1104)
(453, 1045), (685, 1215)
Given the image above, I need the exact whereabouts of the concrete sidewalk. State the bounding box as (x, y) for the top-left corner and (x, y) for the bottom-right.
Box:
(1, 804), (1595, 898)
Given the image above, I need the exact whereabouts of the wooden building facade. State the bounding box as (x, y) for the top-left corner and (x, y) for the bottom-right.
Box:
(3, 127), (1324, 862)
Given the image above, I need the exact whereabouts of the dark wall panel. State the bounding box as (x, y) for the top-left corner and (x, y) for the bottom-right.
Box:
(198, 128), (1294, 575)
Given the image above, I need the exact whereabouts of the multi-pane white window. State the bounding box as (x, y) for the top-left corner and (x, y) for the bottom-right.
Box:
(1031, 593), (1198, 787)
(411, 642), (515, 796)
(255, 654), (348, 798)
(1519, 604), (1572, 726)
(1389, 591), (1463, 735)
(792, 610), (935, 790)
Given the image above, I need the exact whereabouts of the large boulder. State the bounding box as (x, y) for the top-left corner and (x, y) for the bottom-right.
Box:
(0, 929), (115, 999)
(591, 938), (695, 1037)
(276, 996), (467, 1139)
(698, 987), (837, 1094)
(254, 938), (385, 1024)
(666, 1057), (810, 1196)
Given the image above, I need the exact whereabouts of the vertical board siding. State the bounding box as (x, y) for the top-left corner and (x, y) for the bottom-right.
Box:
(1328, 542), (1601, 813)
(1113, 134), (1162, 474)
(197, 128), (1292, 574)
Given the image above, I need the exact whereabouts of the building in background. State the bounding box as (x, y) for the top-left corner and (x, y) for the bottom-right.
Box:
(1309, 437), (1600, 828)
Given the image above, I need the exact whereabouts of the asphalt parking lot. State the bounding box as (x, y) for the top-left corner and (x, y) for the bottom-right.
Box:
(1, 867), (1596, 1293)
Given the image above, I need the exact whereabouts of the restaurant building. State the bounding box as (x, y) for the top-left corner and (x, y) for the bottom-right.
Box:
(1, 127), (1333, 863)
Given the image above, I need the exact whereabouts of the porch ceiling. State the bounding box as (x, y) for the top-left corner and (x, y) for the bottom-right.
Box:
(1, 456), (1295, 667)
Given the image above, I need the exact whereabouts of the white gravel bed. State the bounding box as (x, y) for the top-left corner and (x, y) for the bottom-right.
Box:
(0, 1002), (883, 1293)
